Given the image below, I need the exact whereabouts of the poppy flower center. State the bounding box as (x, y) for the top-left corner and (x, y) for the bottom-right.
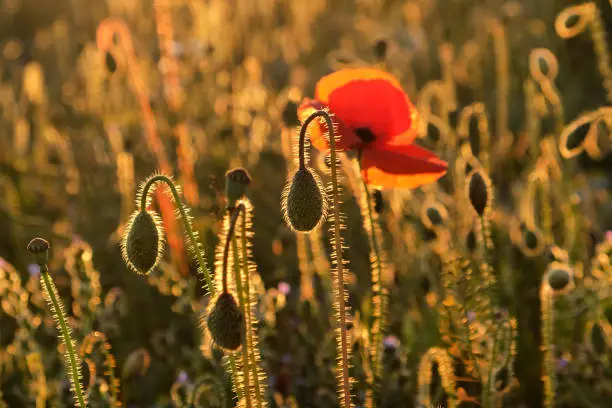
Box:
(354, 127), (377, 144)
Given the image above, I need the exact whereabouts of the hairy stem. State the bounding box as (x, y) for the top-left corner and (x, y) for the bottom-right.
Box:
(223, 205), (245, 294)
(357, 155), (386, 405)
(303, 110), (352, 408)
(140, 175), (213, 295)
(231, 231), (252, 408)
(239, 208), (265, 407)
(40, 265), (87, 407)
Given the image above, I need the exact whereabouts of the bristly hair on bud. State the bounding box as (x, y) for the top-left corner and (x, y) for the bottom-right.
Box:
(121, 209), (164, 275)
(467, 168), (492, 217)
(206, 292), (244, 351)
(281, 109), (329, 233)
(282, 167), (327, 232)
(225, 167), (252, 209)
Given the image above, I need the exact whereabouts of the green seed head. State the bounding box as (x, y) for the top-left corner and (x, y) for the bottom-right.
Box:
(282, 167), (327, 232)
(467, 169), (491, 216)
(206, 292), (244, 351)
(545, 263), (572, 292)
(225, 168), (252, 209)
(27, 237), (50, 265)
(121, 210), (164, 275)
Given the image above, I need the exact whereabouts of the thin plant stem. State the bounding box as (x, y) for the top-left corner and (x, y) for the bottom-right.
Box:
(239, 208), (265, 407)
(231, 234), (252, 408)
(301, 110), (352, 408)
(40, 265), (87, 408)
(140, 175), (214, 295)
(357, 155), (386, 405)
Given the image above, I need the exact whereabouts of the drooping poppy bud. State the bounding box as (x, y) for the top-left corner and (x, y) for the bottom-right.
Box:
(467, 169), (491, 216)
(282, 167), (327, 232)
(121, 210), (164, 275)
(206, 292), (244, 351)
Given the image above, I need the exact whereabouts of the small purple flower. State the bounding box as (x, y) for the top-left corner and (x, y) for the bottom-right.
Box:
(383, 335), (400, 349)
(177, 370), (188, 383)
(556, 357), (569, 372)
(467, 310), (476, 323)
(28, 264), (41, 277)
(278, 281), (291, 295)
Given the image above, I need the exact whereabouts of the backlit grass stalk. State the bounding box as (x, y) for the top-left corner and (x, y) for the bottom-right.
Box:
(541, 262), (574, 408)
(417, 347), (457, 408)
(555, 3), (612, 102)
(541, 283), (556, 408)
(27, 238), (87, 407)
(356, 157), (387, 405)
(80, 331), (121, 407)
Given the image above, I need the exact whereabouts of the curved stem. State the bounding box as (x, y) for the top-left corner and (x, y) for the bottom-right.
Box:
(222, 204), (245, 294)
(139, 175), (213, 295)
(298, 110), (322, 170)
(40, 265), (87, 408)
(303, 110), (352, 408)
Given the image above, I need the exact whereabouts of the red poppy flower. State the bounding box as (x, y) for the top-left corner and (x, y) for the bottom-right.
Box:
(298, 68), (447, 189)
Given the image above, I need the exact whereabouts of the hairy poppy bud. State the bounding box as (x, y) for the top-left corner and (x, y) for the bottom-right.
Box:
(545, 263), (572, 292)
(523, 227), (540, 251)
(225, 168), (251, 209)
(282, 167), (327, 232)
(421, 202), (448, 229)
(122, 210), (164, 275)
(207, 293), (244, 350)
(27, 237), (50, 265)
(467, 169), (491, 216)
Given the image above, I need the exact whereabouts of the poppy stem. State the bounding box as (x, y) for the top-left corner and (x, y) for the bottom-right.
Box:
(222, 204), (245, 294)
(357, 153), (387, 405)
(302, 110), (353, 408)
(140, 174), (214, 296)
(297, 114), (313, 170)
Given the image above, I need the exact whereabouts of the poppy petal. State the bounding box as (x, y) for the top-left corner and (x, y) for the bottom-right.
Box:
(315, 68), (418, 147)
(297, 98), (362, 151)
(361, 144), (447, 189)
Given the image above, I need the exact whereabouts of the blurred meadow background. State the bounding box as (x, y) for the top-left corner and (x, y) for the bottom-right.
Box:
(1, 0), (612, 407)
